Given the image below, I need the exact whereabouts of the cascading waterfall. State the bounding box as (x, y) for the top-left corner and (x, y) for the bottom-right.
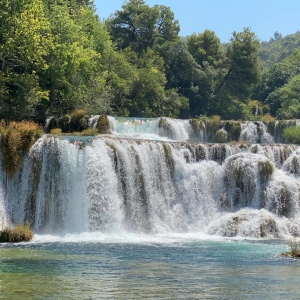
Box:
(240, 121), (274, 143)
(108, 116), (161, 138)
(88, 115), (100, 128)
(2, 117), (300, 239)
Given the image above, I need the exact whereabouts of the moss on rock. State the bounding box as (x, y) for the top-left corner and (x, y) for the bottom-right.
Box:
(214, 129), (228, 143)
(96, 115), (111, 134)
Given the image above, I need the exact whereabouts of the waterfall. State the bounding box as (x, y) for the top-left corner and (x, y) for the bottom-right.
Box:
(108, 116), (161, 138)
(2, 117), (300, 239)
(240, 121), (274, 144)
(88, 115), (100, 128)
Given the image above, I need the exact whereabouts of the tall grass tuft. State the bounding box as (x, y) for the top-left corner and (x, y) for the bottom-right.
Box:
(0, 223), (34, 243)
(0, 121), (44, 176)
(50, 128), (62, 135)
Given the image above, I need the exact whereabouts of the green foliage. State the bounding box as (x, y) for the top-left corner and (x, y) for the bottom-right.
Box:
(283, 126), (300, 144)
(253, 49), (300, 116)
(0, 0), (52, 121)
(69, 109), (89, 131)
(187, 30), (225, 68)
(2, 0), (300, 122)
(258, 160), (274, 181)
(222, 28), (261, 99)
(158, 40), (208, 118)
(106, 0), (180, 53)
(260, 31), (300, 67)
(41, 4), (110, 118)
(271, 74), (300, 119)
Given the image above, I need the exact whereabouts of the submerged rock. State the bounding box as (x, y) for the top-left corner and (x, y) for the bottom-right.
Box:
(96, 115), (111, 134)
(214, 129), (228, 143)
(206, 209), (280, 238)
(222, 153), (274, 210)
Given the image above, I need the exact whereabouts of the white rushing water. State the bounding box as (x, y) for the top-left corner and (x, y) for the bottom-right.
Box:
(2, 117), (300, 239)
(107, 116), (191, 141)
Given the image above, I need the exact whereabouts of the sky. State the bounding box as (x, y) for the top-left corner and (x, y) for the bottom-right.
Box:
(94, 0), (300, 43)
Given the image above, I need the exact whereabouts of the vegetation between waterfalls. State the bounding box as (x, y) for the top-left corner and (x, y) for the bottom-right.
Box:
(0, 121), (43, 176)
(0, 223), (34, 243)
(283, 126), (300, 144)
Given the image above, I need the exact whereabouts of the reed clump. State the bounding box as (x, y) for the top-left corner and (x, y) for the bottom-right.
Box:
(0, 121), (44, 176)
(0, 223), (34, 243)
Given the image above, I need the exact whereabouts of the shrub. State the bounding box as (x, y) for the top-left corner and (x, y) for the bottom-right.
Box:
(283, 126), (300, 144)
(70, 109), (86, 121)
(0, 223), (34, 243)
(70, 109), (88, 132)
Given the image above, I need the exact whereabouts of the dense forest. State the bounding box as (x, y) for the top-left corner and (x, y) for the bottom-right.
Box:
(1, 0), (300, 123)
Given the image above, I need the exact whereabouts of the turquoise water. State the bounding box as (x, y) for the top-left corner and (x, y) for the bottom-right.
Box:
(0, 236), (299, 299)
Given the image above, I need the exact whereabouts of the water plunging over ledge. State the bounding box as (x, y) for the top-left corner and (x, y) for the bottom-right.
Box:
(3, 116), (300, 298)
(1, 115), (300, 239)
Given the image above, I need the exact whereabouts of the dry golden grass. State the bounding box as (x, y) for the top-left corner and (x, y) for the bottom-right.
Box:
(80, 128), (99, 136)
(211, 115), (221, 122)
(0, 223), (34, 243)
(261, 113), (275, 122)
(0, 121), (44, 176)
(50, 128), (62, 135)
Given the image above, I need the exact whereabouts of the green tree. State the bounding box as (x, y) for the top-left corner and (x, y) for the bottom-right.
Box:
(39, 4), (111, 119)
(254, 49), (300, 115)
(124, 48), (187, 117)
(209, 28), (262, 117)
(187, 30), (225, 68)
(260, 31), (300, 67)
(100, 47), (139, 116)
(106, 0), (180, 53)
(0, 0), (52, 120)
(269, 74), (300, 119)
(156, 41), (209, 118)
